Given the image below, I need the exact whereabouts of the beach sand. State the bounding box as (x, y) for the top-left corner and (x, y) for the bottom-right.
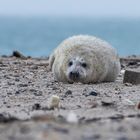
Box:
(0, 55), (140, 140)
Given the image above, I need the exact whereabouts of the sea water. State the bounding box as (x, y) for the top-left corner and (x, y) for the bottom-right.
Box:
(0, 17), (140, 57)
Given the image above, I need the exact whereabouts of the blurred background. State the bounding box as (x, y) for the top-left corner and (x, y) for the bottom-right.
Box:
(0, 0), (140, 57)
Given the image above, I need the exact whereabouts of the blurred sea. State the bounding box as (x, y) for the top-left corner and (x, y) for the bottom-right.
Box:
(0, 17), (140, 57)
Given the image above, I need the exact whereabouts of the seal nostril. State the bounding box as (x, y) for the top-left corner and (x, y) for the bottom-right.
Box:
(69, 71), (79, 79)
(70, 71), (73, 76)
(75, 72), (79, 78)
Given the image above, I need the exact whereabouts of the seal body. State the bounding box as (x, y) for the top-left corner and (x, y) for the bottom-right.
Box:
(49, 35), (120, 83)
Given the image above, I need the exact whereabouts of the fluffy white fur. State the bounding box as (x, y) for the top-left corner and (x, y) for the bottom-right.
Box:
(49, 35), (120, 83)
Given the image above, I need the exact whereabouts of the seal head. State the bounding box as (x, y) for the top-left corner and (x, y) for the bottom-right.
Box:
(66, 56), (88, 83)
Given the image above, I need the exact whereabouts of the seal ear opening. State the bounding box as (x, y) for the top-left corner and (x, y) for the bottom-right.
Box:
(49, 54), (55, 71)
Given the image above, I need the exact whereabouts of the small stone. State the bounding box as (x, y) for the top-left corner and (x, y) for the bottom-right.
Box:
(49, 95), (60, 109)
(32, 103), (41, 110)
(6, 106), (11, 108)
(109, 114), (124, 121)
(0, 113), (18, 123)
(52, 86), (58, 90)
(128, 61), (137, 66)
(124, 83), (132, 87)
(83, 90), (99, 97)
(121, 64), (125, 68)
(15, 91), (20, 95)
(7, 82), (15, 85)
(0, 61), (3, 65)
(123, 69), (140, 84)
(65, 90), (72, 96)
(115, 87), (121, 91)
(120, 69), (125, 75)
(57, 115), (66, 122)
(33, 91), (42, 96)
(119, 96), (122, 99)
(137, 102), (140, 109)
(15, 78), (20, 82)
(18, 84), (28, 87)
(89, 91), (99, 96)
(66, 111), (78, 123)
(53, 127), (69, 134)
(12, 50), (26, 59)
(77, 105), (81, 108)
(7, 92), (12, 95)
(101, 98), (115, 106)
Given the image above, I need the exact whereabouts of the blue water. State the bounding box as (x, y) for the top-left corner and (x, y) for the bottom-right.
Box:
(0, 17), (140, 57)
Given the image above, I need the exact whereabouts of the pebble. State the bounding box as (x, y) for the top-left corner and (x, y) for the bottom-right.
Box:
(12, 50), (26, 59)
(101, 98), (115, 106)
(32, 103), (41, 110)
(3, 101), (7, 104)
(109, 114), (124, 121)
(137, 102), (140, 109)
(66, 111), (78, 123)
(77, 105), (81, 108)
(15, 91), (20, 95)
(6, 106), (11, 108)
(49, 95), (60, 109)
(123, 69), (140, 84)
(53, 127), (69, 134)
(0, 61), (3, 64)
(33, 91), (42, 96)
(128, 61), (138, 66)
(83, 90), (99, 97)
(18, 84), (28, 87)
(124, 83), (132, 87)
(0, 113), (18, 123)
(89, 91), (99, 96)
(120, 69), (125, 75)
(52, 87), (58, 90)
(65, 90), (72, 96)
(7, 92), (12, 95)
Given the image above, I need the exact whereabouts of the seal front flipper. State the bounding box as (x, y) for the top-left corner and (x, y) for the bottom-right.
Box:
(49, 53), (55, 71)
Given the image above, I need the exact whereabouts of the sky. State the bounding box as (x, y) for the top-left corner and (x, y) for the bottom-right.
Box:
(0, 0), (140, 17)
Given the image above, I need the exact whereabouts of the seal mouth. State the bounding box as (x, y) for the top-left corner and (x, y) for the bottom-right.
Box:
(69, 71), (80, 82)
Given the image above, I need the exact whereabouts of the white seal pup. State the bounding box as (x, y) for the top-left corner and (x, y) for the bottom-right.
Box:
(49, 35), (120, 83)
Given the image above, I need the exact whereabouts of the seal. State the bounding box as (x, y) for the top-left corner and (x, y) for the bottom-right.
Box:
(49, 35), (120, 83)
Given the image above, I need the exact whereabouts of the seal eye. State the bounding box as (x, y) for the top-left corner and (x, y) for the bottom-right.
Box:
(68, 61), (73, 67)
(81, 63), (87, 68)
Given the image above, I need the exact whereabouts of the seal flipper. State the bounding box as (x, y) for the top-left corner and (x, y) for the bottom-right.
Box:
(49, 54), (55, 71)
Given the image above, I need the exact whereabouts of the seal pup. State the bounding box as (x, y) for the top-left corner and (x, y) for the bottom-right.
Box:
(49, 35), (120, 83)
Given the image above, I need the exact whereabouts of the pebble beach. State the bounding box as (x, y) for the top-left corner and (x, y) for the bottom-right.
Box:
(0, 53), (140, 140)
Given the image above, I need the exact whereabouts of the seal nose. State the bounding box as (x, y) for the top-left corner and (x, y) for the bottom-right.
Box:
(69, 71), (79, 79)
